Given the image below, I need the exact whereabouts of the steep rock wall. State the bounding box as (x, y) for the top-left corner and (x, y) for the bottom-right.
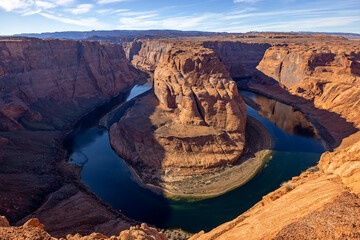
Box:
(191, 38), (360, 240)
(0, 37), (143, 236)
(255, 43), (360, 128)
(203, 41), (271, 77)
(109, 44), (247, 192)
(0, 37), (140, 131)
(122, 40), (173, 72)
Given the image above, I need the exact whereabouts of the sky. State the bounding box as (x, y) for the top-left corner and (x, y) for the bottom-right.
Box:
(0, 0), (360, 35)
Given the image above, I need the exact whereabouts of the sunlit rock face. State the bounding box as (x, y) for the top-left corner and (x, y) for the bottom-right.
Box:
(109, 44), (247, 182)
(255, 42), (360, 128)
(190, 36), (360, 240)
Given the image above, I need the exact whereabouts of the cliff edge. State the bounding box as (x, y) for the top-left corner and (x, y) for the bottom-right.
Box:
(109, 43), (250, 196)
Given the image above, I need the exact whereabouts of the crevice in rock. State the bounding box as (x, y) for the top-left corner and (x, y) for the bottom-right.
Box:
(191, 89), (208, 126)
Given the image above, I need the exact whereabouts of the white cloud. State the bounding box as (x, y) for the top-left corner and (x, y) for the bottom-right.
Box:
(112, 8), (129, 13)
(66, 4), (93, 15)
(97, 0), (129, 4)
(0, 0), (34, 11)
(35, 0), (56, 9)
(39, 12), (106, 28)
(118, 10), (157, 17)
(22, 8), (41, 15)
(97, 8), (129, 14)
(0, 0), (75, 12)
(49, 0), (74, 6)
(117, 13), (218, 30)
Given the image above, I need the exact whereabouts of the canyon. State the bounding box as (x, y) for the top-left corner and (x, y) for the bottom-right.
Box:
(0, 33), (359, 239)
(0, 37), (144, 237)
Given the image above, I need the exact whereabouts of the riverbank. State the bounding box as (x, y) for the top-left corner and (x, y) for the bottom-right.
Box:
(121, 115), (272, 199)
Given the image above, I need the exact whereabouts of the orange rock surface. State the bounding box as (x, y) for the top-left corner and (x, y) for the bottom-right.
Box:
(109, 44), (247, 187)
(189, 35), (360, 240)
(0, 216), (167, 240)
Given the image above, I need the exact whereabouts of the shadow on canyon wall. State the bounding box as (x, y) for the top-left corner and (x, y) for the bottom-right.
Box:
(102, 89), (174, 227)
(235, 69), (358, 150)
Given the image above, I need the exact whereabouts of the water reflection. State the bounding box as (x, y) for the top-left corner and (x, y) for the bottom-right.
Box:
(254, 95), (320, 139)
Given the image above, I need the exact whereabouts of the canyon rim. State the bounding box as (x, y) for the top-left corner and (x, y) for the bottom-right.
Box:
(1, 0), (360, 239)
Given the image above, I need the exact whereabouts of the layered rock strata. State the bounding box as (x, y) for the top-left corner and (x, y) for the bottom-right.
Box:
(202, 41), (271, 77)
(0, 37), (143, 237)
(109, 44), (248, 195)
(2, 34), (360, 239)
(254, 42), (360, 128)
(122, 40), (173, 72)
(190, 37), (360, 239)
(0, 37), (140, 131)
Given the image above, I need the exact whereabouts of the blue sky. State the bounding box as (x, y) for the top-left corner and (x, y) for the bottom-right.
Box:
(0, 0), (359, 35)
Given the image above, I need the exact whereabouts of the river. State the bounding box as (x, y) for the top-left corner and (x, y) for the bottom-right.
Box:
(64, 83), (325, 233)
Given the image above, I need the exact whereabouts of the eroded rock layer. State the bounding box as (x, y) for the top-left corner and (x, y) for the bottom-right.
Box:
(0, 37), (143, 237)
(190, 36), (360, 239)
(0, 216), (168, 240)
(109, 44), (247, 188)
(255, 42), (360, 128)
(0, 37), (140, 131)
(203, 41), (271, 77)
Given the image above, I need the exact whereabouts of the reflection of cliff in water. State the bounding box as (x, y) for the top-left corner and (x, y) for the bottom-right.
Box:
(254, 95), (320, 139)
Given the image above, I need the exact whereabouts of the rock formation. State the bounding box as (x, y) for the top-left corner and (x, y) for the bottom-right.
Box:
(109, 44), (247, 193)
(254, 42), (360, 128)
(202, 41), (270, 77)
(0, 37), (140, 131)
(189, 35), (360, 239)
(0, 216), (167, 240)
(123, 40), (173, 72)
(0, 37), (144, 237)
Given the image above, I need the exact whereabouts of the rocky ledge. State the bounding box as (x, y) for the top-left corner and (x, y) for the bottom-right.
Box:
(0, 216), (167, 240)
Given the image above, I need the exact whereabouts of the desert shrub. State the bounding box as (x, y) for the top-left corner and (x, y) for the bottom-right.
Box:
(281, 181), (296, 191)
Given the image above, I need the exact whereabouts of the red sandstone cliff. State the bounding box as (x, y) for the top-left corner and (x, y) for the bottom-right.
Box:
(190, 37), (360, 240)
(255, 42), (360, 128)
(0, 37), (141, 131)
(0, 216), (167, 240)
(122, 40), (173, 72)
(0, 37), (144, 237)
(203, 41), (270, 77)
(109, 44), (247, 194)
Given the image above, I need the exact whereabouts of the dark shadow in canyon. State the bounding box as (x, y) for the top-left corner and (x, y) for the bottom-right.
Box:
(93, 88), (174, 227)
(234, 70), (358, 150)
(203, 41), (272, 78)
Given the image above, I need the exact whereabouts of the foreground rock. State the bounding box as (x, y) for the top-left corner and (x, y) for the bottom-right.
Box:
(109, 44), (249, 196)
(0, 216), (167, 240)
